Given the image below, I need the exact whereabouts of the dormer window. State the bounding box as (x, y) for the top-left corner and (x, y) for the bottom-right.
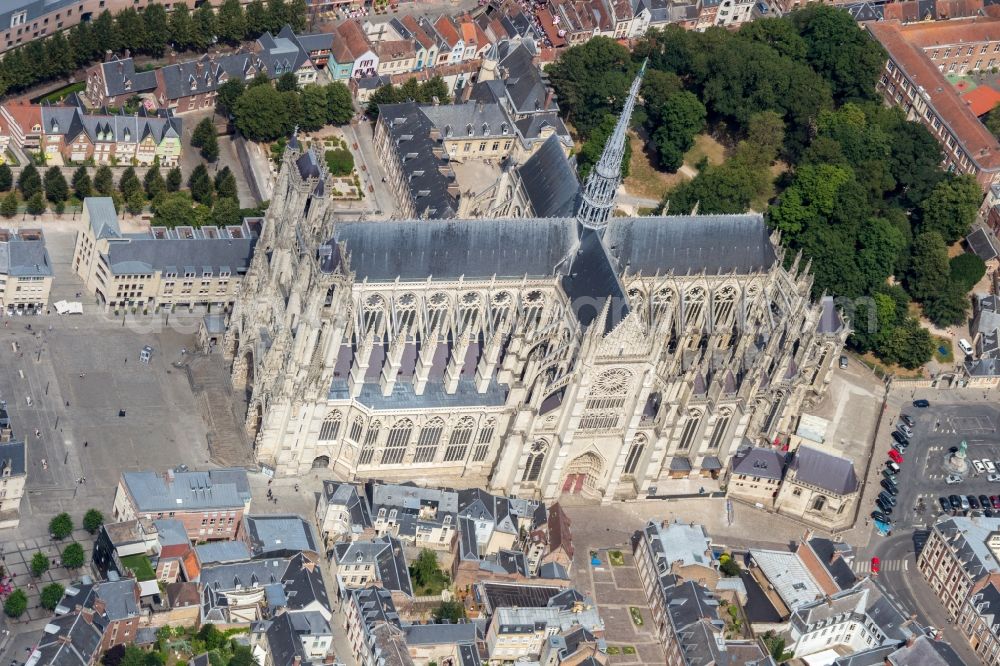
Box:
(482, 123), (489, 136)
(51, 120), (58, 133)
(466, 123), (473, 136)
(123, 127), (130, 142)
(189, 74), (197, 91)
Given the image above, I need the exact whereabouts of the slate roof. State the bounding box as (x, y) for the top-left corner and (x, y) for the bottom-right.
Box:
(0, 440), (26, 476)
(29, 610), (103, 666)
(98, 57), (158, 97)
(933, 515), (1000, 580)
(322, 480), (373, 531)
(561, 226), (629, 332)
(258, 613), (310, 666)
(0, 229), (54, 278)
(122, 468), (250, 513)
(104, 231), (257, 277)
(495, 40), (552, 114)
(788, 445), (859, 496)
(39, 103), (182, 146)
(195, 540), (252, 565)
(887, 636), (965, 665)
(85, 197), (122, 239)
(334, 536), (413, 597)
(967, 227), (999, 261)
(731, 447), (785, 481)
(283, 553), (332, 615)
(244, 514), (320, 557)
(477, 582), (566, 613)
(403, 622), (477, 645)
(517, 135), (578, 218)
(807, 536), (857, 591)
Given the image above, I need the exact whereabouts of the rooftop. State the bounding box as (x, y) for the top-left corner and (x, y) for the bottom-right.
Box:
(121, 467), (250, 513)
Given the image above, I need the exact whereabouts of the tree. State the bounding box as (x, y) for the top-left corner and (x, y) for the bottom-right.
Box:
(650, 91), (705, 171)
(0, 164), (12, 191)
(31, 551), (50, 577)
(126, 189), (146, 215)
(745, 110), (785, 163)
(245, 0), (269, 36)
(62, 542), (86, 569)
(153, 192), (195, 227)
(18, 164), (41, 198)
(740, 17), (808, 61)
(217, 78), (246, 117)
(49, 512), (74, 539)
(211, 197), (241, 226)
(83, 509), (104, 534)
(168, 3), (195, 51)
(300, 84), (329, 131)
(790, 4), (886, 103)
(266, 0), (288, 32)
(918, 174), (982, 243)
(115, 8), (147, 56)
(410, 549), (444, 589)
(951, 253), (987, 292)
(286, 0), (307, 31)
(119, 166), (142, 198)
(718, 553), (740, 576)
(233, 83), (293, 141)
(0, 191), (16, 218)
(326, 82), (353, 125)
(94, 165), (114, 196)
(144, 166), (166, 200)
(216, 0), (247, 44)
(44, 166), (68, 203)
(198, 623), (227, 651)
(3, 589), (26, 618)
(72, 166), (92, 199)
(909, 231), (951, 303)
(191, 117), (215, 148)
(215, 166), (238, 200)
(189, 164), (214, 204)
(193, 2), (218, 50)
(432, 600), (466, 622)
(142, 3), (169, 57)
(546, 37), (633, 139)
(880, 316), (935, 369)
(276, 71), (298, 92)
(40, 583), (65, 611)
(26, 192), (45, 216)
(166, 166), (183, 192)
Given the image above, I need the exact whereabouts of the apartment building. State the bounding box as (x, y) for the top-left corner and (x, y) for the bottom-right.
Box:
(961, 579), (1000, 665)
(868, 18), (1000, 191)
(0, 228), (52, 314)
(918, 516), (1000, 620)
(0, 405), (25, 529)
(73, 197), (259, 313)
(111, 467), (251, 541)
(726, 446), (785, 506)
(332, 536), (413, 599)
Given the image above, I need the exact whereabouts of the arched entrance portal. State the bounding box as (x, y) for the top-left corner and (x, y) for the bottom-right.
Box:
(312, 455), (330, 469)
(247, 403), (262, 449)
(232, 349), (255, 402)
(562, 452), (603, 496)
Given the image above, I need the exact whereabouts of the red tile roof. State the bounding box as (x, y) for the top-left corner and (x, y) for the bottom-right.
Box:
(336, 20), (373, 60)
(893, 15), (1000, 48)
(537, 9), (567, 47)
(435, 15), (462, 48)
(867, 19), (1000, 170)
(547, 502), (573, 558)
(964, 85), (1000, 116)
(403, 15), (435, 50)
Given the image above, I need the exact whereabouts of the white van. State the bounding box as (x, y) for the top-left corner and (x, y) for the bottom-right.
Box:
(959, 339), (975, 356)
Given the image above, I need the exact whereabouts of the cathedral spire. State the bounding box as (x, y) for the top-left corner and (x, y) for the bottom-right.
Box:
(576, 60), (647, 232)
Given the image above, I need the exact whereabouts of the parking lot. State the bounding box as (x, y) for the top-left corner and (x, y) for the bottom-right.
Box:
(872, 401), (1000, 531)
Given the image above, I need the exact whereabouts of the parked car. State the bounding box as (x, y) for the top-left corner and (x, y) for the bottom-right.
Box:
(879, 491), (897, 507)
(969, 495), (981, 510)
(888, 450), (904, 464)
(990, 473), (1000, 483)
(913, 399), (930, 408)
(870, 557), (880, 574)
(961, 496), (971, 511)
(882, 479), (899, 495)
(891, 431), (908, 445)
(892, 442), (907, 454)
(886, 461), (901, 474)
(975, 460), (987, 474)
(959, 338), (975, 356)
(949, 495), (963, 510)
(987, 461), (997, 474)
(991, 496), (1000, 509)
(882, 468), (897, 482)
(939, 496), (952, 513)
(876, 498), (894, 514)
(898, 424), (913, 438)
(946, 474), (964, 485)
(871, 510), (891, 523)
(980, 495), (992, 510)
(901, 414), (915, 427)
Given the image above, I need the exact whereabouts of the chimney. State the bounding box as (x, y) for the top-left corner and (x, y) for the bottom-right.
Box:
(124, 49), (130, 60)
(543, 88), (554, 110)
(169, 51), (177, 65)
(105, 50), (113, 62)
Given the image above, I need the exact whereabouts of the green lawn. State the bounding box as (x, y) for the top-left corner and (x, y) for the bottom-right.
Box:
(120, 554), (156, 581)
(36, 81), (86, 104)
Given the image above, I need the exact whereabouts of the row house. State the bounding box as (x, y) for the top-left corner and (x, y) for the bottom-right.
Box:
(1, 100), (182, 166)
(330, 20), (378, 80)
(918, 515), (1000, 622)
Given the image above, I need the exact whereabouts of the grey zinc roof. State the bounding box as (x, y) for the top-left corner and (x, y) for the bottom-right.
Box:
(403, 622), (477, 645)
(0, 440), (26, 476)
(604, 214), (778, 276)
(122, 468), (250, 513)
(332, 217), (576, 280)
(3, 235), (52, 277)
(789, 445), (859, 496)
(86, 197), (122, 239)
(887, 636), (965, 665)
(201, 558), (290, 593)
(153, 518), (190, 547)
(731, 447), (785, 481)
(818, 295), (844, 334)
(245, 514), (319, 557)
(104, 234), (256, 277)
(517, 134), (579, 218)
(195, 541), (252, 564)
(420, 101), (511, 140)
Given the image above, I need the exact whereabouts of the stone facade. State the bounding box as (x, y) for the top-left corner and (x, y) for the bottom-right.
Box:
(223, 69), (846, 504)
